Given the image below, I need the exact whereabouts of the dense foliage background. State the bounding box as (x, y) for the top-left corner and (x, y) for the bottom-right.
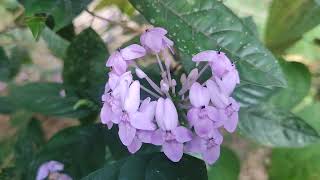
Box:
(0, 0), (320, 179)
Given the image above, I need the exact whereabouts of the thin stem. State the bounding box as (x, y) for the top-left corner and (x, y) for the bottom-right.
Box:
(145, 77), (164, 96)
(141, 85), (161, 99)
(156, 54), (165, 73)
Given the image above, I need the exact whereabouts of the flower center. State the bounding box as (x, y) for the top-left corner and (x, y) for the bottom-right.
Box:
(207, 138), (218, 149)
(165, 131), (175, 141)
(120, 111), (130, 123)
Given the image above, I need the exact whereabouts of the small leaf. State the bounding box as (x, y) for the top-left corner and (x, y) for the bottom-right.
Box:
(19, 0), (92, 31)
(63, 28), (108, 105)
(265, 0), (320, 53)
(208, 147), (240, 180)
(42, 27), (70, 59)
(269, 60), (311, 110)
(239, 104), (320, 147)
(25, 16), (46, 41)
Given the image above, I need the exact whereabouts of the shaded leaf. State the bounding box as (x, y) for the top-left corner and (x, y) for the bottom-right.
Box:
(269, 60), (311, 110)
(239, 104), (320, 147)
(19, 0), (92, 31)
(297, 102), (320, 132)
(265, 0), (320, 53)
(63, 28), (108, 105)
(42, 27), (70, 59)
(208, 147), (240, 180)
(0, 96), (16, 114)
(129, 0), (286, 87)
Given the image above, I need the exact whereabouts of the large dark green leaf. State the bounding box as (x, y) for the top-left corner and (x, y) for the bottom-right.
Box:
(129, 0), (286, 87)
(19, 0), (92, 31)
(265, 0), (320, 53)
(0, 47), (11, 81)
(0, 96), (16, 114)
(25, 16), (46, 41)
(82, 153), (207, 180)
(63, 28), (108, 105)
(9, 82), (92, 118)
(297, 102), (320, 133)
(208, 147), (240, 180)
(269, 60), (311, 110)
(269, 144), (320, 180)
(26, 124), (108, 180)
(239, 104), (320, 147)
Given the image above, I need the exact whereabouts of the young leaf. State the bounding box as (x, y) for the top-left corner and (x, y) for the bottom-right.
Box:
(129, 0), (286, 87)
(19, 0), (92, 31)
(269, 60), (311, 110)
(8, 82), (92, 118)
(265, 0), (320, 53)
(63, 28), (108, 105)
(25, 16), (46, 41)
(239, 104), (320, 147)
(208, 147), (240, 180)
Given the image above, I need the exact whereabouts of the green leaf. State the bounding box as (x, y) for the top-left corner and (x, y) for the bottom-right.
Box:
(9, 82), (92, 118)
(63, 28), (108, 105)
(27, 124), (107, 180)
(0, 96), (16, 114)
(42, 27), (70, 59)
(14, 119), (45, 173)
(94, 0), (135, 16)
(269, 144), (320, 180)
(208, 147), (240, 180)
(25, 16), (46, 41)
(19, 0), (92, 31)
(297, 102), (320, 132)
(269, 60), (311, 110)
(265, 0), (320, 53)
(129, 0), (286, 87)
(239, 104), (320, 147)
(82, 153), (207, 180)
(0, 47), (11, 81)
(241, 16), (259, 38)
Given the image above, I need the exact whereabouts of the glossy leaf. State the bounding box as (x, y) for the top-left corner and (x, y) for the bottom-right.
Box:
(63, 28), (108, 105)
(8, 82), (92, 118)
(26, 124), (108, 180)
(25, 16), (46, 41)
(239, 104), (320, 147)
(265, 0), (320, 53)
(129, 0), (286, 87)
(269, 60), (311, 110)
(297, 102), (320, 132)
(19, 0), (92, 31)
(269, 144), (320, 180)
(208, 147), (240, 180)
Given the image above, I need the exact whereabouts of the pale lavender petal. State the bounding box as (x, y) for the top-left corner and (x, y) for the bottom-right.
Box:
(124, 81), (140, 113)
(206, 80), (229, 108)
(185, 136), (202, 153)
(187, 108), (200, 127)
(137, 130), (153, 143)
(127, 136), (143, 154)
(36, 164), (49, 180)
(210, 52), (233, 78)
(47, 161), (64, 172)
(142, 32), (163, 53)
(110, 111), (121, 124)
(162, 141), (184, 162)
(215, 71), (239, 96)
(100, 104), (113, 129)
(121, 44), (146, 60)
(206, 106), (225, 128)
(149, 27), (167, 35)
(192, 50), (216, 62)
(118, 123), (136, 146)
(151, 129), (165, 145)
(194, 119), (214, 138)
(189, 82), (210, 107)
(108, 72), (120, 90)
(211, 129), (223, 145)
(106, 51), (127, 75)
(224, 112), (239, 133)
(130, 111), (156, 130)
(156, 98), (178, 130)
(59, 174), (73, 180)
(172, 126), (192, 143)
(202, 145), (220, 165)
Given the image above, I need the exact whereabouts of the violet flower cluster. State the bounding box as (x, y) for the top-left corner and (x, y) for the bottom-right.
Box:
(100, 27), (240, 164)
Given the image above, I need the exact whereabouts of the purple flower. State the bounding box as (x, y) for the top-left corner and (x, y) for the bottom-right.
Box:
(186, 129), (223, 165)
(36, 161), (72, 180)
(223, 97), (240, 133)
(152, 98), (192, 162)
(206, 79), (230, 108)
(106, 44), (146, 75)
(140, 27), (174, 54)
(127, 130), (154, 153)
(189, 82), (210, 108)
(111, 81), (157, 146)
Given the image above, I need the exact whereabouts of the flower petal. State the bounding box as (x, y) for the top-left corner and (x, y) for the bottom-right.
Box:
(162, 141), (184, 162)
(137, 130), (153, 143)
(156, 98), (178, 130)
(130, 111), (156, 130)
(121, 44), (146, 60)
(187, 108), (200, 127)
(206, 80), (229, 108)
(149, 27), (167, 35)
(100, 104), (113, 129)
(192, 50), (216, 62)
(185, 136), (202, 153)
(127, 136), (143, 154)
(124, 81), (140, 113)
(224, 112), (239, 133)
(172, 126), (192, 143)
(194, 119), (214, 138)
(151, 129), (165, 145)
(189, 82), (210, 107)
(202, 145), (220, 165)
(118, 122), (136, 146)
